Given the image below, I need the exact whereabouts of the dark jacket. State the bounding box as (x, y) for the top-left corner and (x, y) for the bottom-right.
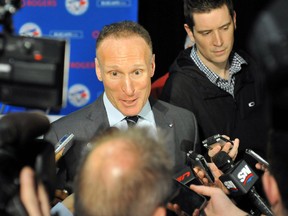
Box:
(161, 47), (269, 157)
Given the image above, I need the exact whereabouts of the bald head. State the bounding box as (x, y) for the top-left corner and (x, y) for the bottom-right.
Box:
(84, 138), (139, 188)
(74, 127), (173, 216)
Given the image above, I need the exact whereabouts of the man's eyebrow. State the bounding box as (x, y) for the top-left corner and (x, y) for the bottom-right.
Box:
(219, 20), (232, 28)
(197, 20), (232, 33)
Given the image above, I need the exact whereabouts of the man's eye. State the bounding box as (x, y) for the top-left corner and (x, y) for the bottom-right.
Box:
(111, 71), (118, 76)
(223, 26), (229, 30)
(201, 31), (210, 36)
(131, 70), (143, 78)
(134, 70), (141, 75)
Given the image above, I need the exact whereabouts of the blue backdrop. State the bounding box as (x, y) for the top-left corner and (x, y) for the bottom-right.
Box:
(1, 0), (138, 115)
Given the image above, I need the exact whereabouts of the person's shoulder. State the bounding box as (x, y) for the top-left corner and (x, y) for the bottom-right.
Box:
(234, 49), (256, 64)
(169, 47), (200, 78)
(51, 98), (102, 125)
(153, 99), (196, 117)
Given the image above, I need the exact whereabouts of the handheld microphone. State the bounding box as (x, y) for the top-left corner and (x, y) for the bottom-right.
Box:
(213, 151), (273, 216)
(0, 112), (50, 148)
(170, 165), (206, 215)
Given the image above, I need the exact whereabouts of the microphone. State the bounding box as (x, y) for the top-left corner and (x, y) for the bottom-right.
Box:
(170, 162), (206, 215)
(0, 112), (50, 148)
(213, 151), (273, 216)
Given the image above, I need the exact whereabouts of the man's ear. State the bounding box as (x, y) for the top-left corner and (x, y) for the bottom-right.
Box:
(150, 54), (156, 78)
(95, 57), (103, 81)
(233, 11), (237, 30)
(262, 172), (281, 206)
(184, 24), (195, 43)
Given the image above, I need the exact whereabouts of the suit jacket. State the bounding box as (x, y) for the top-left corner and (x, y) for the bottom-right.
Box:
(45, 94), (199, 189)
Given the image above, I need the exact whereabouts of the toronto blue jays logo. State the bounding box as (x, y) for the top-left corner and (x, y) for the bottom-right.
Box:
(68, 84), (90, 107)
(19, 23), (42, 37)
(65, 0), (89, 15)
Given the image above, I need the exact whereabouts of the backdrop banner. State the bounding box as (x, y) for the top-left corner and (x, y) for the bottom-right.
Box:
(1, 0), (138, 115)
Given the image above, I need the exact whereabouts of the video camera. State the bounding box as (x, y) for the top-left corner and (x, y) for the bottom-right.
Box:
(0, 112), (56, 216)
(0, 0), (69, 111)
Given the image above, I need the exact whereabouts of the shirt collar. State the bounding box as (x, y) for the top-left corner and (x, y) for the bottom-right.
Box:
(103, 93), (153, 126)
(190, 45), (247, 83)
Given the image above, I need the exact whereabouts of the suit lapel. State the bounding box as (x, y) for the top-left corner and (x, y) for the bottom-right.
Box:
(84, 94), (110, 138)
(150, 98), (176, 162)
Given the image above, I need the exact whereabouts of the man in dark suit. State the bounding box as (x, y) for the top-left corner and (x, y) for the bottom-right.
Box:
(44, 21), (199, 189)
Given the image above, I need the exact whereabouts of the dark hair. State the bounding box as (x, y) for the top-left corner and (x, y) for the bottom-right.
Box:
(184, 0), (234, 31)
(96, 20), (153, 55)
(267, 130), (288, 210)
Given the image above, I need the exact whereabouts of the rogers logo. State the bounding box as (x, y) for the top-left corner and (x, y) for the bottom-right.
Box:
(66, 0), (89, 16)
(21, 0), (57, 7)
(70, 62), (95, 69)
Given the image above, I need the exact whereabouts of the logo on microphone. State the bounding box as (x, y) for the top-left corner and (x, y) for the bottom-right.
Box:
(237, 165), (254, 185)
(176, 171), (191, 183)
(223, 180), (239, 192)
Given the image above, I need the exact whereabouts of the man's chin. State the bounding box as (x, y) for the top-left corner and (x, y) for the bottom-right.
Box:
(120, 108), (141, 117)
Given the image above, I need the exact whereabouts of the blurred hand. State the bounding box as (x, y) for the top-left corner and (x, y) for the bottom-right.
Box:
(62, 193), (75, 213)
(20, 167), (50, 216)
(255, 162), (268, 172)
(190, 184), (247, 216)
(193, 163), (229, 194)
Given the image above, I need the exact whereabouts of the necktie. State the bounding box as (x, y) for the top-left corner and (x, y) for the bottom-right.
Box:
(125, 116), (139, 127)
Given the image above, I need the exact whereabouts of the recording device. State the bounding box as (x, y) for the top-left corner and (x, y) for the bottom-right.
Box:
(0, 0), (69, 111)
(213, 151), (273, 216)
(0, 112), (56, 216)
(245, 149), (269, 168)
(202, 134), (233, 149)
(55, 133), (74, 154)
(169, 166), (206, 215)
(181, 140), (214, 184)
(186, 150), (215, 184)
(55, 133), (74, 163)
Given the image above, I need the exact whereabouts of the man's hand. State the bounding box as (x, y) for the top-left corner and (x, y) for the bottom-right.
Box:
(193, 162), (230, 194)
(208, 136), (240, 161)
(20, 167), (50, 216)
(190, 184), (247, 216)
(62, 193), (74, 213)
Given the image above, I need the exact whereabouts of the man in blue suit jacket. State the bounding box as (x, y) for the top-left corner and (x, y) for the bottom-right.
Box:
(44, 21), (199, 190)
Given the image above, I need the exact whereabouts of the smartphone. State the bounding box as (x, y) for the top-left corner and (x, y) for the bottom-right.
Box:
(187, 150), (215, 183)
(55, 133), (74, 154)
(245, 149), (269, 168)
(169, 179), (207, 215)
(202, 134), (233, 149)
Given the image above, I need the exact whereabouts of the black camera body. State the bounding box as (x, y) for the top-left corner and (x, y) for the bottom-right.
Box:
(0, 0), (69, 111)
(0, 112), (56, 216)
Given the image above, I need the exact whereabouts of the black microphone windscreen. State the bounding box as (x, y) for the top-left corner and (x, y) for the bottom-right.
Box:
(0, 112), (50, 147)
(212, 151), (233, 173)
